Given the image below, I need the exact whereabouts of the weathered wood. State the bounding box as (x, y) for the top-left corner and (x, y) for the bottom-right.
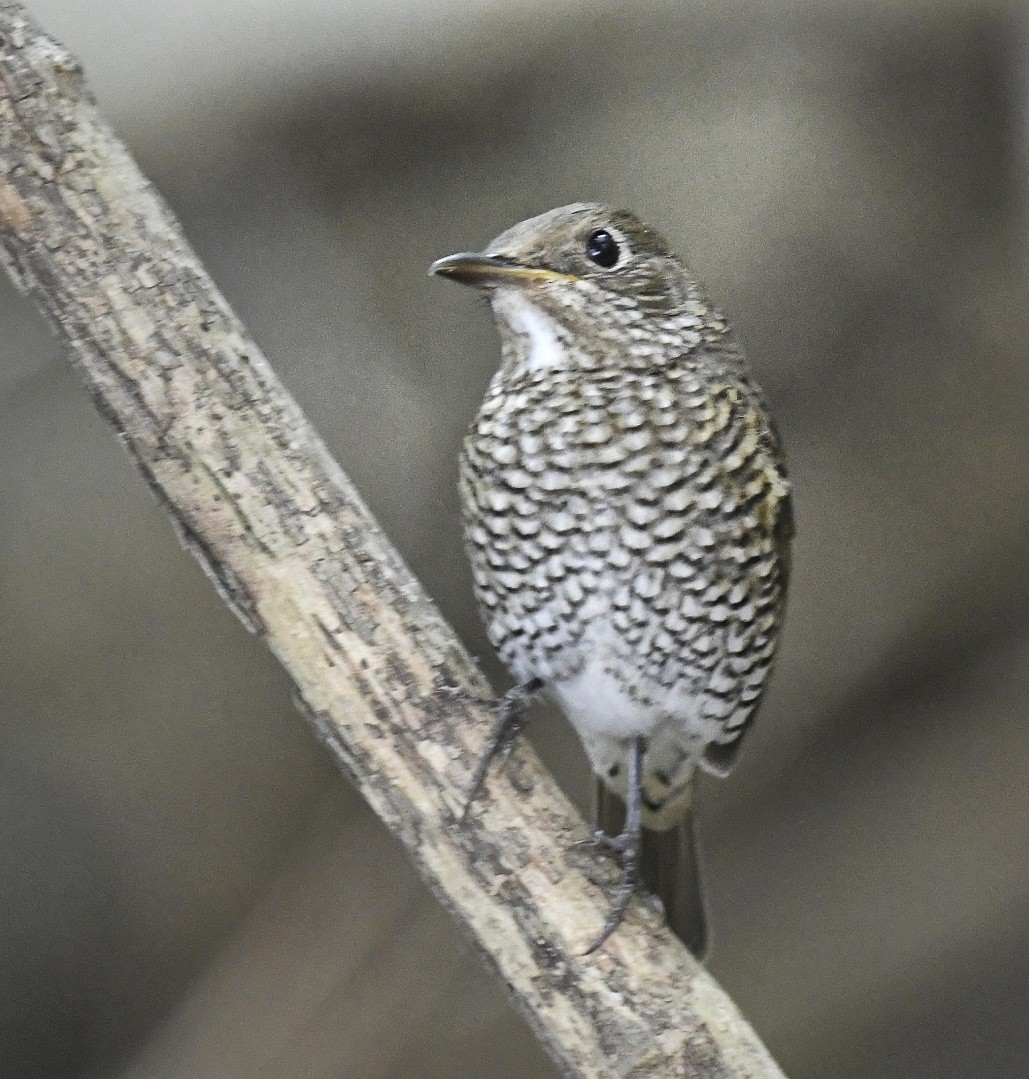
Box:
(0, 4), (787, 1076)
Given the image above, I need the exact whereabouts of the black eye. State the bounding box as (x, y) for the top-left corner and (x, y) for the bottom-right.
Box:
(585, 228), (620, 268)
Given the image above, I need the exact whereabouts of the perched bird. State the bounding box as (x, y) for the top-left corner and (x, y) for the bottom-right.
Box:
(431, 204), (792, 954)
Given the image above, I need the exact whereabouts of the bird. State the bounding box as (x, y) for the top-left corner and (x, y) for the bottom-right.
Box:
(430, 203), (792, 954)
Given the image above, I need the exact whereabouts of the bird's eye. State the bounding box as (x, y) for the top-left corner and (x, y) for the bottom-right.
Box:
(585, 228), (621, 269)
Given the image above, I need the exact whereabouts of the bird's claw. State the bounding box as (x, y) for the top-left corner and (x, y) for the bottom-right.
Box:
(458, 715), (523, 823)
(569, 828), (635, 858)
(581, 833), (642, 955)
(573, 737), (647, 953)
(455, 678), (543, 824)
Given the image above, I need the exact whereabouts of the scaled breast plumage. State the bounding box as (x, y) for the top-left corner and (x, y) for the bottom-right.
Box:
(461, 351), (789, 781)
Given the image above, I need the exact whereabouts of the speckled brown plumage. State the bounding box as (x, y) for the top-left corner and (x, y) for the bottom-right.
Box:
(433, 203), (792, 950)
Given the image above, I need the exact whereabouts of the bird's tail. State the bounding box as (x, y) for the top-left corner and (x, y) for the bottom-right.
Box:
(594, 779), (709, 959)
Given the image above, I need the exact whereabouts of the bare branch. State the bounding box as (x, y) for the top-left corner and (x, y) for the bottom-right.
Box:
(0, 5), (787, 1076)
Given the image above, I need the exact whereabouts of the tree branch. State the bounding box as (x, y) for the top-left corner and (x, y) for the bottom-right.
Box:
(0, 4), (786, 1076)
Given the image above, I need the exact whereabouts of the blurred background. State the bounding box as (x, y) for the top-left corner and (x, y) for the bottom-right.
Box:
(1, 1), (1027, 1076)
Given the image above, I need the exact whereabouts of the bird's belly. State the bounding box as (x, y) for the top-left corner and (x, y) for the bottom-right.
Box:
(469, 523), (780, 741)
(549, 637), (715, 743)
(544, 608), (741, 801)
(550, 640), (718, 831)
(550, 654), (671, 740)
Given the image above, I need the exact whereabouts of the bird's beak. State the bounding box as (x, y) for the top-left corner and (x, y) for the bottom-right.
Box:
(429, 252), (572, 288)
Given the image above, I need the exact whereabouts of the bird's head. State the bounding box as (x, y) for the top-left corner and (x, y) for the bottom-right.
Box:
(431, 203), (726, 373)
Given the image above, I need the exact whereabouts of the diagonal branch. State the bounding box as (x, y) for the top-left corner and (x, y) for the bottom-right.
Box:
(0, 4), (786, 1076)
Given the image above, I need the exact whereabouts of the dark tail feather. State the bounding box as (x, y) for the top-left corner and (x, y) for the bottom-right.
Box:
(594, 780), (709, 960)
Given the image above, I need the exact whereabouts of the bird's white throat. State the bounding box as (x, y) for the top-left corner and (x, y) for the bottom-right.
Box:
(491, 288), (569, 372)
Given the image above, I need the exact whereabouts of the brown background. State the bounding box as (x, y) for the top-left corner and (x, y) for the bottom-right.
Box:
(1, 1), (1027, 1077)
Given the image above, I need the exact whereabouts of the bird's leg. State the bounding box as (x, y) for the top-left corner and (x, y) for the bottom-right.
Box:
(583, 737), (645, 954)
(459, 677), (543, 823)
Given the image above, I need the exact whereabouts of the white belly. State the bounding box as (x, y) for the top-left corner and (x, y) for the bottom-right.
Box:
(551, 660), (667, 740)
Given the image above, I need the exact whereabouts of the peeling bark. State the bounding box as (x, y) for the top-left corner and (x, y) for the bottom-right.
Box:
(0, 5), (787, 1077)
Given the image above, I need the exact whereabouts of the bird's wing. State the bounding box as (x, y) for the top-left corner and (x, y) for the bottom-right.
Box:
(702, 423), (794, 778)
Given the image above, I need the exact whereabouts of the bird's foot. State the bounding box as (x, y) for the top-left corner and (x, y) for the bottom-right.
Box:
(458, 678), (543, 823)
(432, 677), (494, 711)
(580, 824), (642, 954)
(570, 828), (636, 858)
(575, 736), (646, 953)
